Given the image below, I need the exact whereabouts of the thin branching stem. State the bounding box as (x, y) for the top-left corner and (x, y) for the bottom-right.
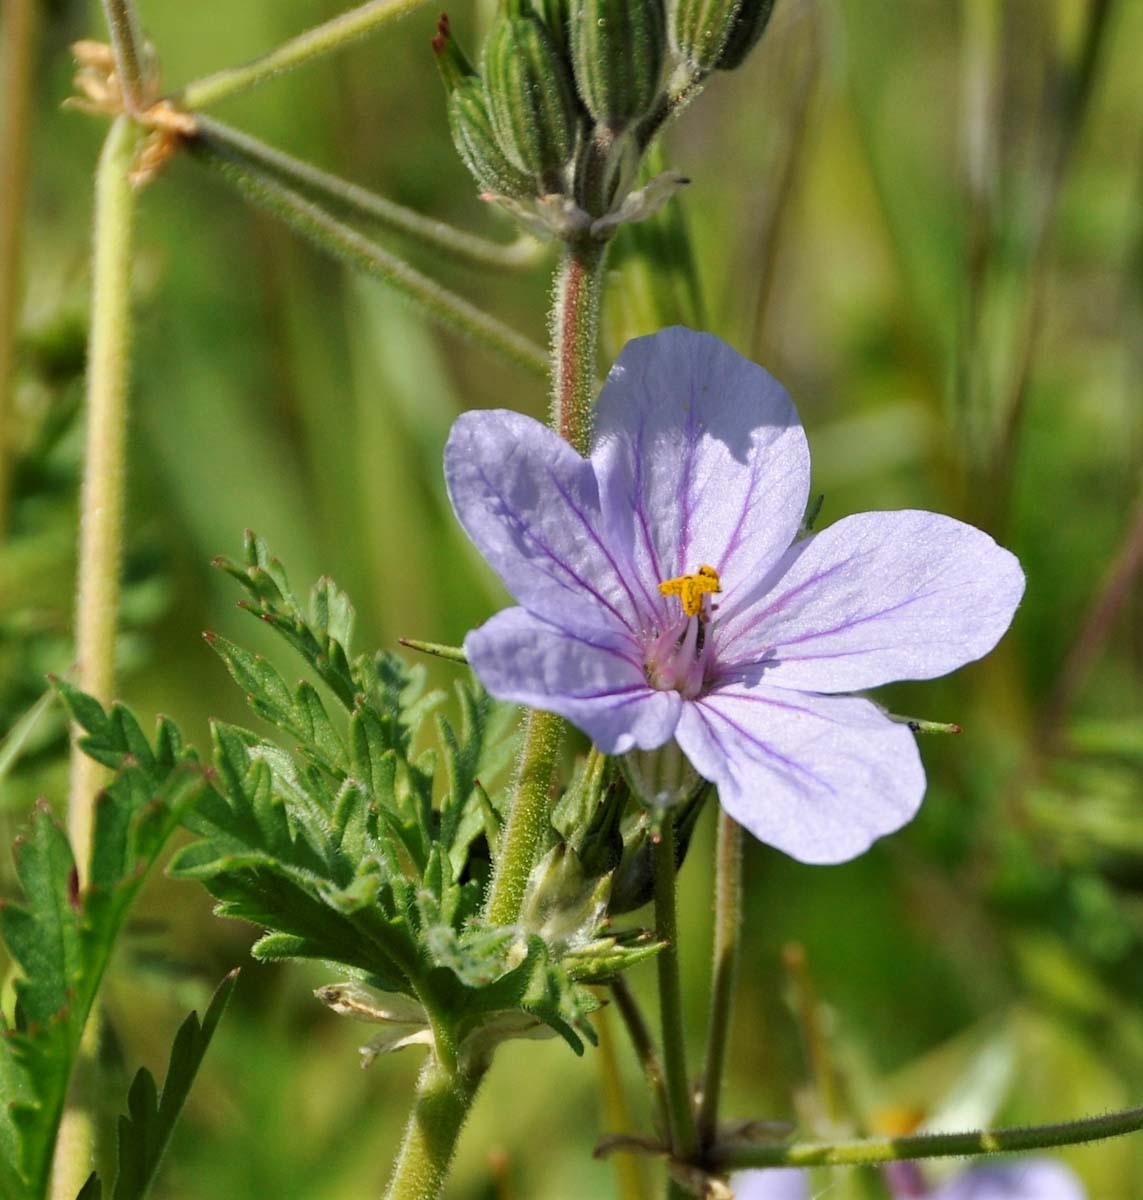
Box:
(713, 1103), (1143, 1171)
(99, 0), (148, 111)
(611, 977), (670, 1137)
(188, 138), (549, 378)
(193, 116), (546, 272)
(0, 0), (38, 535)
(68, 115), (139, 878)
(180, 0), (429, 110)
(696, 812), (743, 1149)
(653, 822), (698, 1175)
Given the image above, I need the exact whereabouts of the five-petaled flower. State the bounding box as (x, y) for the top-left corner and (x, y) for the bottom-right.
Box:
(445, 328), (1024, 863)
(730, 1159), (1084, 1200)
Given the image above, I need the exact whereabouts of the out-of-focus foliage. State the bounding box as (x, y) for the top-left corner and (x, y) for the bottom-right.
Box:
(2, 0), (1141, 1196)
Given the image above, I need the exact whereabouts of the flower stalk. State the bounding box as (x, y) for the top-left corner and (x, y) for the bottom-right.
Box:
(713, 1102), (1143, 1171)
(696, 811), (743, 1148)
(192, 115), (545, 272)
(99, 0), (148, 111)
(652, 820), (698, 1176)
(68, 114), (140, 880)
(611, 977), (670, 1137)
(179, 0), (429, 111)
(550, 237), (609, 454)
(187, 138), (549, 378)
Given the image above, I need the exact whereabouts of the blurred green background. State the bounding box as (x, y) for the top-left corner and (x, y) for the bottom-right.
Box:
(2, 0), (1142, 1196)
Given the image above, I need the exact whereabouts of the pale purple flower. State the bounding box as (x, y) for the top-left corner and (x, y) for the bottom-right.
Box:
(445, 328), (1024, 864)
(731, 1159), (1085, 1200)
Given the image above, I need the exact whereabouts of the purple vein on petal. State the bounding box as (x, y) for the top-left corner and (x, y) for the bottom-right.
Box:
(629, 404), (668, 619)
(715, 558), (851, 660)
(528, 615), (645, 672)
(544, 464), (645, 630)
(473, 461), (636, 634)
(696, 694), (836, 795)
(676, 387), (701, 573)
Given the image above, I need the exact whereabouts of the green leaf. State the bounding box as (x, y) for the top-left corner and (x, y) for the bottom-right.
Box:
(0, 693), (204, 1200)
(103, 971), (239, 1200)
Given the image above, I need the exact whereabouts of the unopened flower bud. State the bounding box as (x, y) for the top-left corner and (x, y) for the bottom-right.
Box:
(576, 774), (628, 878)
(541, 0), (573, 62)
(671, 0), (776, 75)
(571, 0), (667, 130)
(432, 14), (535, 199)
(482, 0), (579, 188)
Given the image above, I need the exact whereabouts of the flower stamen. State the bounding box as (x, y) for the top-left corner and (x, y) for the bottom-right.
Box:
(659, 564), (721, 618)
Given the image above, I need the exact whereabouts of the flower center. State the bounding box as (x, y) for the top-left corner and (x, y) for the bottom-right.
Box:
(645, 566), (722, 698)
(658, 564), (721, 617)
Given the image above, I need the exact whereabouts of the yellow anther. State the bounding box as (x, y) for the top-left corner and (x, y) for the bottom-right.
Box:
(658, 564), (721, 618)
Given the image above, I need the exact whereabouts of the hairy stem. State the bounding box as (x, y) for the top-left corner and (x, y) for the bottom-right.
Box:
(99, 0), (148, 111)
(696, 812), (742, 1148)
(383, 1059), (483, 1200)
(483, 709), (563, 925)
(611, 977), (670, 1138)
(550, 237), (608, 454)
(180, 0), (429, 110)
(653, 821), (698, 1176)
(714, 1103), (1143, 1170)
(68, 115), (139, 880)
(0, 0), (39, 537)
(194, 116), (545, 271)
(188, 138), (549, 378)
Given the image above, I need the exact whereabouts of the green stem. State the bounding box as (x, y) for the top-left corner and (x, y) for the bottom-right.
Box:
(696, 812), (742, 1149)
(99, 0), (148, 110)
(713, 1103), (1143, 1170)
(483, 709), (563, 925)
(550, 237), (609, 454)
(611, 977), (670, 1138)
(653, 821), (698, 1173)
(180, 0), (429, 110)
(68, 115), (139, 882)
(0, 0), (38, 536)
(382, 1059), (483, 1200)
(188, 138), (549, 378)
(193, 116), (545, 271)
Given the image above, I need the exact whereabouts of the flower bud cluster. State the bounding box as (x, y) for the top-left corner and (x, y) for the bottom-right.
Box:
(432, 0), (777, 240)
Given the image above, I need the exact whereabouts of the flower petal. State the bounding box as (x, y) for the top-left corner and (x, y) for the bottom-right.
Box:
(446, 409), (644, 635)
(591, 328), (810, 619)
(465, 607), (681, 754)
(716, 510), (1025, 693)
(730, 1169), (809, 1200)
(930, 1161), (1086, 1200)
(675, 685), (924, 864)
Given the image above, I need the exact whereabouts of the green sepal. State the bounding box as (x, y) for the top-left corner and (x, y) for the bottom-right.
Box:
(671, 0), (776, 75)
(541, 0), (573, 60)
(571, 0), (667, 129)
(482, 8), (579, 185)
(712, 0), (775, 70)
(432, 15), (536, 201)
